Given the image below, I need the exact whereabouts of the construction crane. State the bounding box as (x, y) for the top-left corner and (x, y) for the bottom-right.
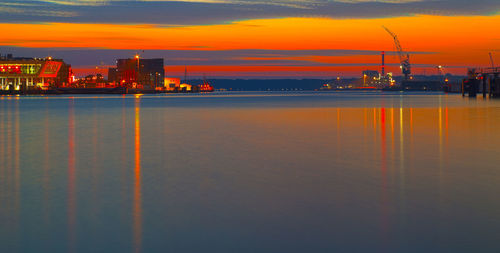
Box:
(383, 26), (411, 81)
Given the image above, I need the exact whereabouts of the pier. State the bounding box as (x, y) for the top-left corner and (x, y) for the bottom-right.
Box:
(462, 67), (500, 98)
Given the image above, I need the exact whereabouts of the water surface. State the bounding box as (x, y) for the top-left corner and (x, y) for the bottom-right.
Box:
(1, 91), (499, 253)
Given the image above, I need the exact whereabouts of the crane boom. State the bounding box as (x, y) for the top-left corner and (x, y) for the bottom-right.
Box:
(383, 26), (411, 80)
(489, 52), (495, 68)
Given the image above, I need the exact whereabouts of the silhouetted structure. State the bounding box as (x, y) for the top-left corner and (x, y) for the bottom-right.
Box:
(116, 58), (164, 89)
(108, 67), (117, 83)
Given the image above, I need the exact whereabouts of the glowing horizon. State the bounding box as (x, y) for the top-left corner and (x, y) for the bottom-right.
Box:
(1, 4), (499, 78)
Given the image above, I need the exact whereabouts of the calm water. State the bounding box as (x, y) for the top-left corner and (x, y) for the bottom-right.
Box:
(1, 91), (499, 253)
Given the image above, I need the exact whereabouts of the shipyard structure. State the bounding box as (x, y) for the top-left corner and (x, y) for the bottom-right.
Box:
(0, 54), (73, 91)
(108, 57), (164, 90)
(108, 56), (213, 92)
(1, 53), (213, 94)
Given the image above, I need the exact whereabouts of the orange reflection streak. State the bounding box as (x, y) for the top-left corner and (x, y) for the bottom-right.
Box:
(363, 108), (367, 128)
(14, 99), (20, 245)
(15, 99), (20, 194)
(445, 107), (449, 143)
(67, 98), (76, 253)
(91, 107), (99, 219)
(373, 108), (377, 143)
(410, 108), (414, 145)
(336, 108), (341, 159)
(438, 103), (444, 169)
(121, 98), (127, 201)
(399, 107), (404, 167)
(133, 98), (143, 253)
(439, 107), (443, 143)
(399, 106), (406, 220)
(363, 108), (368, 140)
(381, 108), (386, 172)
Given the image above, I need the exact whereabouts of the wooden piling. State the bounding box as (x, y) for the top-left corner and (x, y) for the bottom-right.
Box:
(483, 76), (487, 98)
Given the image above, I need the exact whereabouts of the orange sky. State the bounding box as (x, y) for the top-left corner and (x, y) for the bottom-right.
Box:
(1, 14), (499, 77)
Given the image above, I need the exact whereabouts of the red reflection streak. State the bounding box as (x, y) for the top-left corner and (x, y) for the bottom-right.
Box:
(391, 108), (395, 163)
(15, 98), (20, 180)
(380, 108), (389, 239)
(6, 103), (12, 180)
(0, 101), (4, 178)
(68, 99), (76, 253)
(2, 101), (14, 234)
(43, 105), (50, 223)
(133, 99), (142, 253)
(381, 108), (386, 172)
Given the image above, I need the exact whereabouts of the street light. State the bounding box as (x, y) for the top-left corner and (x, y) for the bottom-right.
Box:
(135, 54), (140, 87)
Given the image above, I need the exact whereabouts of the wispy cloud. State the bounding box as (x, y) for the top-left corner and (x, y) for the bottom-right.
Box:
(0, 0), (498, 24)
(0, 6), (77, 17)
(39, 0), (109, 6)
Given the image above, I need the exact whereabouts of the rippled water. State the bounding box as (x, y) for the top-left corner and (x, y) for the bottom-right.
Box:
(1, 91), (499, 253)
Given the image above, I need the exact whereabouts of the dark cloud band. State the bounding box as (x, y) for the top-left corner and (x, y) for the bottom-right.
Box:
(0, 0), (498, 25)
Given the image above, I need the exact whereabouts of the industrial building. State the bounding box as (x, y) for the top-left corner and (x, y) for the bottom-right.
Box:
(115, 57), (164, 89)
(362, 70), (380, 86)
(108, 67), (117, 83)
(0, 54), (72, 91)
(164, 77), (181, 91)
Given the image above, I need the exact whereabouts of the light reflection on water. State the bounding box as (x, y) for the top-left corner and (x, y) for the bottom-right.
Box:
(0, 91), (500, 253)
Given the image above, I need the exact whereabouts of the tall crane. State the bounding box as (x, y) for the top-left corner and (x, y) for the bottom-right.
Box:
(383, 26), (411, 81)
(489, 52), (495, 68)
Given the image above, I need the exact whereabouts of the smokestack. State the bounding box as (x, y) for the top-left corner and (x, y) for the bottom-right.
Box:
(381, 51), (385, 76)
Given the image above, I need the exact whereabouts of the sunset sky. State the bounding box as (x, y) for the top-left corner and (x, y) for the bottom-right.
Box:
(1, 0), (499, 78)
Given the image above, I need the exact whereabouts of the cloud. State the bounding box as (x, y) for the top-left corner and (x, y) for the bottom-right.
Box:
(0, 0), (498, 25)
(0, 5), (77, 17)
(0, 46), (433, 68)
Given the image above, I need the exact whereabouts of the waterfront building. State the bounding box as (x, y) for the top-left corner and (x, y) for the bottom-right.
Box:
(0, 54), (73, 90)
(116, 57), (164, 89)
(164, 77), (181, 91)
